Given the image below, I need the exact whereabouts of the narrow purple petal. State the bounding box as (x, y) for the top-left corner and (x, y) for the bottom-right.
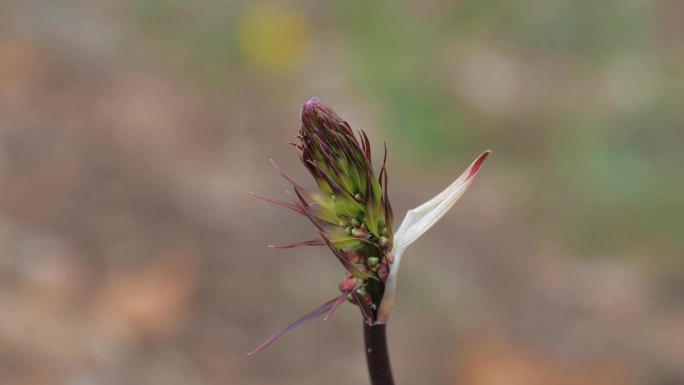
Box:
(250, 192), (302, 213)
(378, 141), (387, 185)
(247, 292), (349, 356)
(268, 239), (325, 249)
(360, 130), (372, 164)
(323, 283), (362, 321)
(269, 159), (305, 190)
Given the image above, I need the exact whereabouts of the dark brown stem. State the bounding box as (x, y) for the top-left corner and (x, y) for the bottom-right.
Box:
(364, 323), (395, 385)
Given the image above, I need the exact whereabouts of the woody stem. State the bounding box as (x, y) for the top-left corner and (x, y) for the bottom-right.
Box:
(364, 323), (395, 385)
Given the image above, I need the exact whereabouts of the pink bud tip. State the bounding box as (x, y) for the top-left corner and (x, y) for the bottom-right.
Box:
(338, 278), (356, 292)
(467, 149), (491, 179)
(303, 97), (321, 108)
(301, 97), (323, 117)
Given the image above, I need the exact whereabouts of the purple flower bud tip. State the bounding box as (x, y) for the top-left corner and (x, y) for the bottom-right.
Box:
(300, 97), (345, 130)
(303, 97), (321, 109)
(301, 97), (324, 119)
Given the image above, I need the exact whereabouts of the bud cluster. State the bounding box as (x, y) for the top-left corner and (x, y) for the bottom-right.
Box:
(284, 97), (394, 321)
(249, 97), (490, 354)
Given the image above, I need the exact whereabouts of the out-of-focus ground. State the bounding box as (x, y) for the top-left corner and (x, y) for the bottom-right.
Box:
(0, 1), (683, 384)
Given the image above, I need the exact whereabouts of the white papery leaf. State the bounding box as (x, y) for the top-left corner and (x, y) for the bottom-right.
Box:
(375, 150), (490, 324)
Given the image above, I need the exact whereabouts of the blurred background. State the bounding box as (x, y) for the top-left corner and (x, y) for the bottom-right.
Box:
(0, 0), (682, 384)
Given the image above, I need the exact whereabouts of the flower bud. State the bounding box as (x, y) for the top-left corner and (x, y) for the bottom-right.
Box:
(338, 278), (356, 292)
(268, 97), (395, 323)
(377, 264), (388, 281)
(351, 228), (367, 238)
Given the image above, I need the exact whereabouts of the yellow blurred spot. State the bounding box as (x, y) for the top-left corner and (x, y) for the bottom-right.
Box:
(237, 3), (311, 74)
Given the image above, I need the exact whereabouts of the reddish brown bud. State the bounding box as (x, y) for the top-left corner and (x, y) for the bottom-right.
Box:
(346, 251), (362, 264)
(377, 264), (389, 281)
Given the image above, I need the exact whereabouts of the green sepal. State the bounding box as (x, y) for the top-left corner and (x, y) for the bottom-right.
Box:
(333, 195), (364, 218)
